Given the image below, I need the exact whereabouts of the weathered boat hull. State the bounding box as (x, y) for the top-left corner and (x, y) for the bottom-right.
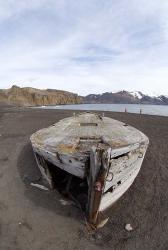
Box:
(30, 112), (149, 227)
(99, 148), (146, 211)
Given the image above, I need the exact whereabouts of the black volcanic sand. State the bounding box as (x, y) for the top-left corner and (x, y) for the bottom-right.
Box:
(0, 105), (168, 250)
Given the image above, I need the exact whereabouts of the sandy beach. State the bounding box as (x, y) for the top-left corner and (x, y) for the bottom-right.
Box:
(0, 104), (168, 250)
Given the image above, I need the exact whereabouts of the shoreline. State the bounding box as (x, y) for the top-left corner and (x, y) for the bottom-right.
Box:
(31, 107), (168, 119)
(30, 103), (168, 117)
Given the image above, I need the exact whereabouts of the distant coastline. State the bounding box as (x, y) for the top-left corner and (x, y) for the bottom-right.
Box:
(35, 103), (168, 117)
(1, 85), (168, 106)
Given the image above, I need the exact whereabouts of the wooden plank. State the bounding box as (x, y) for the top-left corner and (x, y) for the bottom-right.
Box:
(87, 146), (111, 226)
(30, 113), (149, 156)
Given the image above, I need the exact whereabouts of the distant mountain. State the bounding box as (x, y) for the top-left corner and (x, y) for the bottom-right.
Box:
(0, 85), (81, 106)
(0, 86), (168, 106)
(82, 91), (168, 105)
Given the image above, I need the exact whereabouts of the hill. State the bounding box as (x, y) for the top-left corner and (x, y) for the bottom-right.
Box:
(1, 86), (168, 106)
(0, 85), (81, 106)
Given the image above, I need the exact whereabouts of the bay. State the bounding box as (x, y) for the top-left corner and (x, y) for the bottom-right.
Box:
(38, 104), (168, 117)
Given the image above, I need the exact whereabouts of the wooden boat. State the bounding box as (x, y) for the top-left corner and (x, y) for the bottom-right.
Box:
(30, 112), (149, 228)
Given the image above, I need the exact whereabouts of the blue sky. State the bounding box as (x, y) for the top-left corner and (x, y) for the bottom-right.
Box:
(0, 0), (168, 95)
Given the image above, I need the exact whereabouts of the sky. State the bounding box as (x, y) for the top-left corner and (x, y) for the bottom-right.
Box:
(0, 0), (168, 96)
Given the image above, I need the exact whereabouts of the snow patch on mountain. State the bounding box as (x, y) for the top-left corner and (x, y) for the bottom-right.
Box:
(129, 91), (143, 99)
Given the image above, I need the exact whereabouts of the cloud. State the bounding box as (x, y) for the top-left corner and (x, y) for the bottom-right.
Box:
(0, 0), (168, 95)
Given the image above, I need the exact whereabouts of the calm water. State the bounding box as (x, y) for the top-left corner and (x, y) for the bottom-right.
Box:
(38, 104), (168, 117)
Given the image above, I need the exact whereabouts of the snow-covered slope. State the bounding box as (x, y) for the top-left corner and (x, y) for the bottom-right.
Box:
(83, 91), (168, 105)
(129, 91), (143, 99)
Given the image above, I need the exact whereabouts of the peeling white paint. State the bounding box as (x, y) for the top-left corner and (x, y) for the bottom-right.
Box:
(30, 113), (149, 226)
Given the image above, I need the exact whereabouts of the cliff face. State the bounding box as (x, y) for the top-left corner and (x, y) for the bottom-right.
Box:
(0, 85), (81, 106)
